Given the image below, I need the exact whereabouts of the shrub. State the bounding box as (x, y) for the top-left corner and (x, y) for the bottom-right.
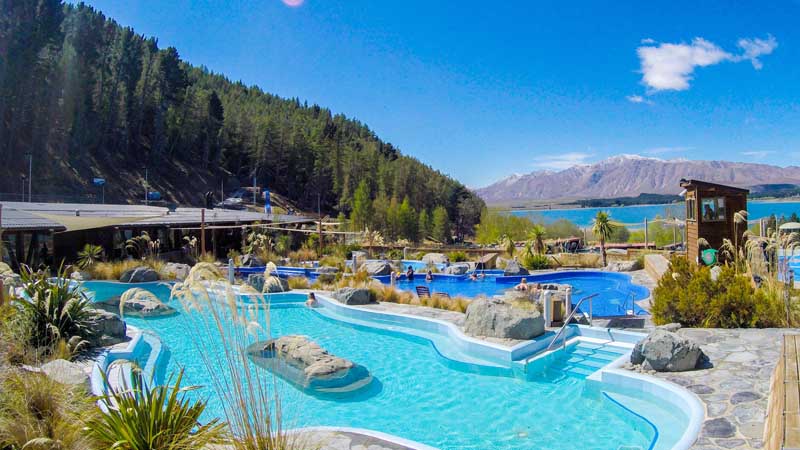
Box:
(0, 370), (98, 449)
(288, 247), (318, 263)
(88, 367), (226, 449)
(318, 255), (345, 271)
(387, 248), (404, 260)
(89, 259), (141, 280)
(287, 277), (310, 289)
(15, 265), (96, 355)
(520, 253), (551, 270)
(448, 251), (469, 262)
(76, 244), (104, 269)
(652, 257), (786, 328)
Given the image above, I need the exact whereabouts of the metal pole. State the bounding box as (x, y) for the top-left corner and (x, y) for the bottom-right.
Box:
(101, 184), (105, 204)
(144, 168), (149, 205)
(253, 175), (257, 205)
(317, 193), (323, 257)
(201, 208), (206, 257)
(221, 179), (224, 202)
(644, 218), (649, 249)
(27, 153), (32, 202)
(20, 177), (25, 202)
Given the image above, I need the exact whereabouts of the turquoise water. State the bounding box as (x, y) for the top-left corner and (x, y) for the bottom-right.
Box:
(84, 284), (687, 449)
(510, 200), (800, 228)
(388, 271), (650, 317)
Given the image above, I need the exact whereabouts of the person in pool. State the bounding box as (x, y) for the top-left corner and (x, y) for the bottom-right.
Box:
(515, 278), (529, 291)
(406, 266), (415, 281)
(469, 272), (478, 281)
(306, 292), (317, 307)
(426, 270), (433, 282)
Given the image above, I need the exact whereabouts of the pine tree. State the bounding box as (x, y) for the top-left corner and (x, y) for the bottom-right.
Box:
(350, 180), (372, 231)
(397, 196), (418, 242)
(432, 206), (451, 243)
(418, 209), (431, 242)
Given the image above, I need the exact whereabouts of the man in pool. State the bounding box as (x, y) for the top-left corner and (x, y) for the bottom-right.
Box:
(515, 278), (529, 291)
(406, 266), (415, 281)
(425, 270), (433, 282)
(469, 272), (478, 281)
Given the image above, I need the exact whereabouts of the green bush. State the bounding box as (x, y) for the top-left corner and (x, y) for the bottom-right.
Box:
(652, 257), (786, 328)
(447, 251), (469, 262)
(387, 248), (404, 260)
(520, 254), (551, 270)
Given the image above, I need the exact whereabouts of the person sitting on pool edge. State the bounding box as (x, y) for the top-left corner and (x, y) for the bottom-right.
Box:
(426, 269), (433, 282)
(515, 278), (528, 291)
(406, 265), (415, 281)
(306, 292), (317, 307)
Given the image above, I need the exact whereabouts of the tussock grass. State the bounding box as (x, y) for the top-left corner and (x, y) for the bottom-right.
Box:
(0, 369), (99, 450)
(287, 277), (310, 290)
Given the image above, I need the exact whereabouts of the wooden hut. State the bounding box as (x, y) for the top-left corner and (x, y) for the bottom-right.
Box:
(680, 179), (749, 264)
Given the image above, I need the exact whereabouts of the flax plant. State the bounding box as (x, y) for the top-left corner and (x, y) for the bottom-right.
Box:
(170, 264), (303, 450)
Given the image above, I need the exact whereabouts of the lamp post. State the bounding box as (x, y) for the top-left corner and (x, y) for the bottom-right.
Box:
(143, 167), (149, 206)
(20, 175), (26, 202)
(26, 153), (32, 202)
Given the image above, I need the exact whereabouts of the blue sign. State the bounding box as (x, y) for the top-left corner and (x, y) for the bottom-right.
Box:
(93, 178), (106, 186)
(147, 191), (162, 201)
(263, 189), (272, 214)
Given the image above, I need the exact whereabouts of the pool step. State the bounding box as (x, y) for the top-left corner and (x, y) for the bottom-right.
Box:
(548, 342), (630, 379)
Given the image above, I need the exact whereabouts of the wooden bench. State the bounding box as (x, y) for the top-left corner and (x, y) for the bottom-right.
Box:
(765, 334), (800, 450)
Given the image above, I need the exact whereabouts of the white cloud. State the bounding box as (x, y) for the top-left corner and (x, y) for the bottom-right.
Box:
(741, 150), (773, 159)
(531, 152), (593, 170)
(626, 94), (653, 105)
(635, 35), (777, 92)
(735, 35), (777, 69)
(640, 38), (656, 45)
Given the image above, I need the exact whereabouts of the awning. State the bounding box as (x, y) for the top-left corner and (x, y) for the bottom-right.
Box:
(30, 212), (166, 233)
(779, 222), (800, 231)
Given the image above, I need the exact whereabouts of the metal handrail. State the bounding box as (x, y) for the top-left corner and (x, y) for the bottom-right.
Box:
(545, 293), (598, 352)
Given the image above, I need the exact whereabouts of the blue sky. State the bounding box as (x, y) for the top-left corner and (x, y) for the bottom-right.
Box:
(79, 0), (800, 188)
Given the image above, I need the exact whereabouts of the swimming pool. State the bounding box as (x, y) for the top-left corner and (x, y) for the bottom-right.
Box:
(84, 282), (694, 450)
(381, 271), (650, 317)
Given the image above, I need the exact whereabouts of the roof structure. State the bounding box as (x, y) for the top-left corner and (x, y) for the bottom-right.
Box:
(779, 222), (800, 231)
(0, 202), (314, 232)
(678, 179), (750, 194)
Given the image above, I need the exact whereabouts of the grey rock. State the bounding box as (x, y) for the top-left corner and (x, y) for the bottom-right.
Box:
(443, 264), (470, 275)
(730, 391), (760, 404)
(716, 438), (746, 448)
(687, 384), (715, 395)
(359, 260), (393, 276)
(710, 265), (723, 281)
(247, 335), (372, 393)
(119, 266), (159, 283)
(70, 271), (92, 281)
(160, 262), (191, 281)
(95, 288), (177, 317)
(40, 359), (88, 386)
(657, 323), (682, 333)
(333, 287), (372, 305)
(632, 329), (705, 372)
(247, 274), (290, 293)
(241, 254), (265, 267)
(503, 260), (529, 276)
(1, 272), (21, 289)
(463, 297), (545, 340)
(702, 417), (736, 438)
(606, 260), (639, 272)
(422, 253), (449, 265)
(87, 309), (127, 346)
(316, 266), (339, 274)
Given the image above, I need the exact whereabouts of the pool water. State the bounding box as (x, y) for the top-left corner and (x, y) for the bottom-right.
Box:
(84, 283), (687, 450)
(390, 271), (650, 317)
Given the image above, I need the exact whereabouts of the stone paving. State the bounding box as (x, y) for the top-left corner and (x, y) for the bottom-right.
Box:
(642, 328), (789, 450)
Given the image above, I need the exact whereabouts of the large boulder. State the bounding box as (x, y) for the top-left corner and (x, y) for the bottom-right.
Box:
(160, 262), (191, 281)
(70, 270), (92, 281)
(241, 254), (265, 267)
(95, 288), (176, 318)
(87, 309), (127, 346)
(631, 329), (705, 372)
(119, 266), (159, 283)
(247, 335), (372, 393)
(359, 260), (393, 276)
(41, 359), (88, 386)
(444, 264), (470, 275)
(607, 260), (639, 272)
(0, 262), (21, 289)
(333, 287), (372, 305)
(464, 297), (545, 340)
(503, 260), (529, 276)
(422, 253), (449, 265)
(247, 274), (290, 293)
(316, 266), (339, 275)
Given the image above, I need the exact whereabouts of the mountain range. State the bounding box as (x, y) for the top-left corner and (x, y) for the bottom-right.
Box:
(476, 155), (800, 204)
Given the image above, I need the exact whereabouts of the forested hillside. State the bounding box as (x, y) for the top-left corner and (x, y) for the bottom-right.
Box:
(0, 1), (483, 239)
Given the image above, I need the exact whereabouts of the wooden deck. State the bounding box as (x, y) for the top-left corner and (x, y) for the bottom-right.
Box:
(765, 334), (800, 450)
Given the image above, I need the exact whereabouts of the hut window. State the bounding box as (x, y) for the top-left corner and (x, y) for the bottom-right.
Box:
(686, 198), (697, 221)
(701, 197), (726, 222)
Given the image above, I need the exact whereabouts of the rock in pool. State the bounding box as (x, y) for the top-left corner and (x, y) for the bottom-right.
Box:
(247, 335), (372, 394)
(94, 288), (177, 318)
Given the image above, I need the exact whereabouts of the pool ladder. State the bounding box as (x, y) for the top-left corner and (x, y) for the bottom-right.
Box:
(545, 293), (598, 352)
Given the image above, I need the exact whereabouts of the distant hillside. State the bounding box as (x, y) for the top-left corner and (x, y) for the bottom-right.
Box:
(0, 1), (483, 235)
(477, 155), (800, 204)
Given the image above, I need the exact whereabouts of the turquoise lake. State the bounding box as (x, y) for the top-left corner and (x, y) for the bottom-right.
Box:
(508, 200), (800, 228)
